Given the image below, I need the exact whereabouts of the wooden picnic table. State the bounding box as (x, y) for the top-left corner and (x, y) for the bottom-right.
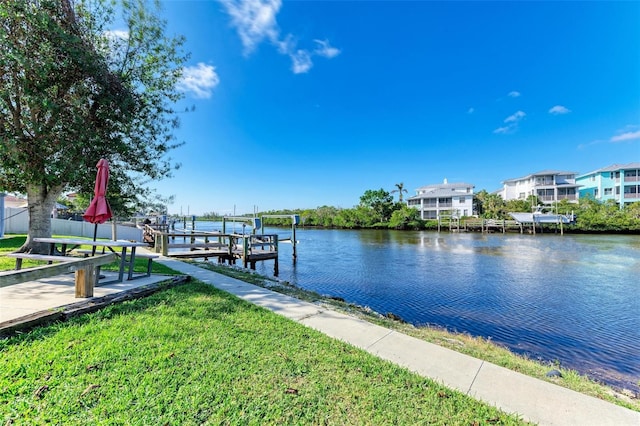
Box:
(33, 237), (150, 283)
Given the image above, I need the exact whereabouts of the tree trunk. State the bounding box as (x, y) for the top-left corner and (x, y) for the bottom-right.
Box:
(21, 183), (63, 253)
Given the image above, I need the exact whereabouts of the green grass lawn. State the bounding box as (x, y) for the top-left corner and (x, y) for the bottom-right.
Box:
(0, 280), (527, 425)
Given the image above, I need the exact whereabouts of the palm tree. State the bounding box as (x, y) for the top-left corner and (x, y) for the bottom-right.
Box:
(391, 182), (408, 203)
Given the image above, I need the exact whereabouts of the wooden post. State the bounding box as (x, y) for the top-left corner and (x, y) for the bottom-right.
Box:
(273, 234), (279, 276)
(162, 234), (169, 256)
(242, 235), (249, 268)
(75, 265), (96, 298)
(292, 224), (297, 261)
(560, 217), (564, 235)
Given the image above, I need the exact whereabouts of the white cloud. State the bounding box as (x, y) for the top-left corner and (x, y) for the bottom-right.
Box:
(104, 29), (129, 40)
(504, 110), (526, 123)
(291, 50), (313, 74)
(549, 105), (571, 115)
(610, 130), (640, 142)
(220, 0), (339, 74)
(508, 91), (521, 98)
(177, 63), (220, 99)
(313, 39), (341, 58)
(494, 110), (526, 134)
(220, 0), (281, 54)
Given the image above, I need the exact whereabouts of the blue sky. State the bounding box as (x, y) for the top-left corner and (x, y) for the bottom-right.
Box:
(148, 0), (639, 215)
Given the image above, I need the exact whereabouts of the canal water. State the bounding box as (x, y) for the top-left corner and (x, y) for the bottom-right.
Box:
(191, 222), (640, 392)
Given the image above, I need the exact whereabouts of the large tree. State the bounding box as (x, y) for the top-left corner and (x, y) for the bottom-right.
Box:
(0, 0), (188, 252)
(359, 188), (394, 224)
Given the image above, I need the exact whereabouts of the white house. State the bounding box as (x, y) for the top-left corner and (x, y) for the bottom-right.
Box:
(407, 179), (475, 219)
(499, 170), (579, 204)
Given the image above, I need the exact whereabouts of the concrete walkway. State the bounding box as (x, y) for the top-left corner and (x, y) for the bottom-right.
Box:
(0, 271), (170, 324)
(1, 255), (638, 425)
(155, 257), (639, 426)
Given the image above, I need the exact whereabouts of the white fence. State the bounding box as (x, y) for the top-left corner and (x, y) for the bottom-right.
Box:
(2, 207), (143, 241)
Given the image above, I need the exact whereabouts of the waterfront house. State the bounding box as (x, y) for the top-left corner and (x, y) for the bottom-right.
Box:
(576, 162), (640, 208)
(407, 179), (475, 219)
(499, 170), (579, 204)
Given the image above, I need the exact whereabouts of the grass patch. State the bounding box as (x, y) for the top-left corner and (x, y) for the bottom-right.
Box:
(193, 262), (640, 413)
(0, 281), (526, 424)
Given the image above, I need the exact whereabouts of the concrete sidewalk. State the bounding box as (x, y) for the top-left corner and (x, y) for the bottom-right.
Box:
(1, 255), (638, 425)
(0, 271), (170, 324)
(155, 257), (639, 426)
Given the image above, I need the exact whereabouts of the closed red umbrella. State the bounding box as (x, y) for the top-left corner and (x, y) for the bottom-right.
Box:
(83, 159), (113, 253)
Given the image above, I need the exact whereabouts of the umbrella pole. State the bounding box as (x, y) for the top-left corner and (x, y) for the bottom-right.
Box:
(92, 223), (98, 256)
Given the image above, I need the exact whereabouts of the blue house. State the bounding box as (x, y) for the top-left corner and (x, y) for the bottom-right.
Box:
(576, 162), (640, 208)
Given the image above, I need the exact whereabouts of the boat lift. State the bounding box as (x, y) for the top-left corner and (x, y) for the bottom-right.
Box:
(259, 215), (300, 261)
(221, 214), (300, 261)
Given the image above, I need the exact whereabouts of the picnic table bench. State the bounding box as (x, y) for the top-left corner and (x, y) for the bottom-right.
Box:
(75, 249), (158, 277)
(0, 253), (117, 298)
(6, 253), (78, 270)
(33, 237), (154, 282)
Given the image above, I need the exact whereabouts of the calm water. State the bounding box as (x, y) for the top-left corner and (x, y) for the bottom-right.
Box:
(190, 222), (640, 391)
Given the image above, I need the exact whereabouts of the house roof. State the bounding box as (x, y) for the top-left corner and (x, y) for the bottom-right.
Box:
(414, 182), (474, 191)
(576, 162), (640, 178)
(408, 187), (474, 200)
(3, 195), (27, 207)
(502, 170), (578, 183)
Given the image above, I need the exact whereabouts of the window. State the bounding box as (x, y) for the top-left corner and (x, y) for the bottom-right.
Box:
(459, 196), (466, 203)
(604, 188), (613, 195)
(595, 188), (599, 197)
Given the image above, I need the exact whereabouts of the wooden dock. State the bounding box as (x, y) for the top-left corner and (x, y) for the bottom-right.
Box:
(146, 228), (281, 275)
(438, 217), (549, 234)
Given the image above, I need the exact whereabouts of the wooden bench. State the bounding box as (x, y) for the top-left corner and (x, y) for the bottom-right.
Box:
(6, 253), (78, 270)
(75, 249), (159, 277)
(0, 253), (117, 297)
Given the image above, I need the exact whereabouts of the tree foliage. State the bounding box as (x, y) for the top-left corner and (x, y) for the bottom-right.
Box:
(0, 0), (188, 251)
(359, 188), (394, 224)
(257, 191), (640, 233)
(391, 182), (408, 203)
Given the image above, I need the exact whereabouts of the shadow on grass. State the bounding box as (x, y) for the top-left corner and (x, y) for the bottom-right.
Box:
(0, 280), (254, 348)
(0, 235), (27, 251)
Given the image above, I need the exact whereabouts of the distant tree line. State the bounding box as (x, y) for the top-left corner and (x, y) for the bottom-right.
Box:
(247, 187), (640, 233)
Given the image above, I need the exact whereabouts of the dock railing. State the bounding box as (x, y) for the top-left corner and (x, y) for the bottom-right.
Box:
(148, 228), (280, 274)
